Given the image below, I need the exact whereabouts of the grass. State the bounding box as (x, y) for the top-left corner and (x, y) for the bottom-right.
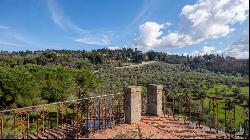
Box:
(1, 103), (77, 138)
(205, 84), (233, 94)
(202, 97), (247, 130)
(205, 84), (249, 97)
(240, 87), (249, 96)
(198, 83), (249, 131)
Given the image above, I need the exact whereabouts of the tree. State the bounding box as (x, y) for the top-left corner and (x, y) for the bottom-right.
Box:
(233, 87), (241, 94)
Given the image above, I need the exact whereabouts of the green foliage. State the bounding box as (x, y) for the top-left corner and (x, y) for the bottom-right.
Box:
(240, 87), (249, 96)
(96, 63), (248, 95)
(0, 48), (248, 76)
(233, 86), (241, 94)
(0, 64), (100, 109)
(0, 48), (248, 135)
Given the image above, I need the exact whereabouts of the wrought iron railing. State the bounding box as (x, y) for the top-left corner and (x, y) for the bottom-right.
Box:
(162, 91), (249, 139)
(0, 87), (248, 139)
(0, 93), (124, 139)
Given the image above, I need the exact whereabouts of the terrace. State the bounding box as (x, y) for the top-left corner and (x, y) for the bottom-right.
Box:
(0, 84), (248, 139)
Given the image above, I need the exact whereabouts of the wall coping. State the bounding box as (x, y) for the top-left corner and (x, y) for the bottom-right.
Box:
(147, 84), (163, 90)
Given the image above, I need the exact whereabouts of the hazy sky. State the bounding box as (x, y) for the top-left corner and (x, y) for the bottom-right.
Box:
(0, 0), (249, 58)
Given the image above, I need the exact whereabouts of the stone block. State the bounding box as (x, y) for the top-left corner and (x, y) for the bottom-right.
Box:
(146, 84), (163, 116)
(124, 86), (141, 124)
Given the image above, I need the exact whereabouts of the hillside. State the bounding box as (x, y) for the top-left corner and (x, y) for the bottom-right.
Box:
(0, 48), (248, 110)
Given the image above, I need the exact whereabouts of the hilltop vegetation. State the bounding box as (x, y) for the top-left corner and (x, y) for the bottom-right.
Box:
(0, 48), (248, 76)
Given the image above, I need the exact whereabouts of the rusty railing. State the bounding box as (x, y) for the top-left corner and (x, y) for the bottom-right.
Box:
(0, 93), (124, 139)
(162, 90), (249, 139)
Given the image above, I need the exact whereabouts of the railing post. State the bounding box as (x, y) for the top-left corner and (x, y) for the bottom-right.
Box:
(124, 86), (141, 124)
(0, 117), (3, 139)
(146, 84), (163, 116)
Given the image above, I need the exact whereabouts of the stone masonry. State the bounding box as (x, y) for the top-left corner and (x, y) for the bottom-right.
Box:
(124, 86), (142, 124)
(146, 84), (163, 116)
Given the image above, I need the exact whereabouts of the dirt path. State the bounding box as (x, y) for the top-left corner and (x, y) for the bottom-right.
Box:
(115, 61), (158, 69)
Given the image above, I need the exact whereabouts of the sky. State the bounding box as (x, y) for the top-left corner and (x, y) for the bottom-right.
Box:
(0, 0), (249, 58)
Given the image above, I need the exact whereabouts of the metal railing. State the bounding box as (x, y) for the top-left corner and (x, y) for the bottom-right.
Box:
(0, 93), (124, 139)
(162, 91), (249, 139)
(0, 87), (249, 139)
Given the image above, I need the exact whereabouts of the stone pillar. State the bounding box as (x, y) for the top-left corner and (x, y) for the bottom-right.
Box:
(124, 86), (141, 124)
(147, 84), (163, 116)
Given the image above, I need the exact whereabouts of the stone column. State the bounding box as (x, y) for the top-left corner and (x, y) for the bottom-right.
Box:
(124, 86), (141, 124)
(147, 84), (163, 116)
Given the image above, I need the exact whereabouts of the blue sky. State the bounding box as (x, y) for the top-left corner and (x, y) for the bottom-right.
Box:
(0, 0), (249, 58)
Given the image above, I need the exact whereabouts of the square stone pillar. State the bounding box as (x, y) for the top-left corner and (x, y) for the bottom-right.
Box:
(124, 86), (141, 124)
(147, 84), (163, 116)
